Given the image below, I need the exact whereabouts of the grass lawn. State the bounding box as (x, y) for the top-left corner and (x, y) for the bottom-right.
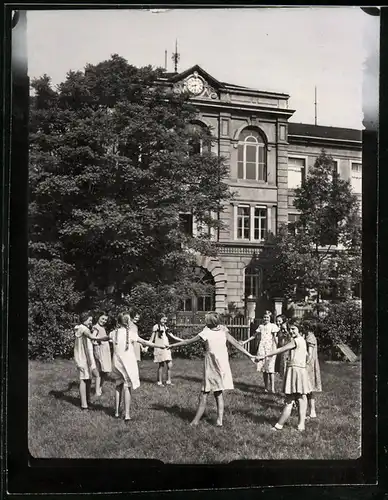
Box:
(28, 358), (361, 462)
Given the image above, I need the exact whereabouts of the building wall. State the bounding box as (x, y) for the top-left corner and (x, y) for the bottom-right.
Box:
(196, 116), (362, 311)
(174, 72), (362, 313)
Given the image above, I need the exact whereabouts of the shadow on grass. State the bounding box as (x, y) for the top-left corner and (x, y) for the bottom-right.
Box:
(171, 374), (203, 384)
(234, 409), (276, 426)
(49, 388), (115, 418)
(151, 403), (194, 422)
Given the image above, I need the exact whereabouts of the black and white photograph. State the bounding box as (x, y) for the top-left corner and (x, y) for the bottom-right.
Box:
(25, 6), (377, 464)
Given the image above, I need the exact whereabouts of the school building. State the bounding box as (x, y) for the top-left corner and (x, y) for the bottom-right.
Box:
(158, 66), (362, 320)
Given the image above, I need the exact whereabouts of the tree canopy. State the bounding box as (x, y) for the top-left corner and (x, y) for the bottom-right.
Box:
(265, 150), (361, 303)
(29, 54), (232, 311)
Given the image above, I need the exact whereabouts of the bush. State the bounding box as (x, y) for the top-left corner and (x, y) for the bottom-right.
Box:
(301, 300), (362, 357)
(28, 258), (82, 360)
(320, 300), (362, 355)
(123, 282), (179, 339)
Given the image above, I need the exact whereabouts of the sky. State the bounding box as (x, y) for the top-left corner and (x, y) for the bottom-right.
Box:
(26, 7), (379, 130)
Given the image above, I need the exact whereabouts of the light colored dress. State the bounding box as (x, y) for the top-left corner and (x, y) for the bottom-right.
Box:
(150, 324), (172, 363)
(109, 326), (140, 390)
(131, 322), (141, 362)
(306, 332), (322, 392)
(198, 325), (234, 393)
(256, 322), (280, 373)
(74, 325), (96, 380)
(282, 335), (311, 395)
(92, 323), (112, 373)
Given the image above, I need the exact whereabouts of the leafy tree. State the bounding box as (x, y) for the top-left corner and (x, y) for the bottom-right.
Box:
(29, 55), (231, 313)
(265, 150), (361, 303)
(28, 259), (82, 359)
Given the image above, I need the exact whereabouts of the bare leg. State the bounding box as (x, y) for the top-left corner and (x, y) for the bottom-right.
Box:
(273, 395), (294, 429)
(307, 392), (317, 417)
(115, 383), (122, 417)
(263, 372), (268, 392)
(86, 379), (92, 405)
(95, 371), (102, 396)
(157, 362), (164, 384)
(79, 380), (88, 408)
(269, 373), (275, 393)
(123, 386), (131, 421)
(191, 392), (208, 426)
(166, 361), (172, 384)
(297, 394), (307, 430)
(214, 391), (224, 426)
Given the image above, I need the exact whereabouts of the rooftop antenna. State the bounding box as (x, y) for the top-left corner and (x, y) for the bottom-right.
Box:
(314, 86), (318, 126)
(172, 39), (180, 73)
(164, 49), (167, 70)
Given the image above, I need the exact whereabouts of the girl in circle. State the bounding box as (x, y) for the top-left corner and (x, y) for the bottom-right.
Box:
(274, 314), (290, 380)
(304, 325), (322, 418)
(110, 312), (163, 422)
(92, 312), (111, 396)
(241, 310), (279, 393)
(74, 312), (109, 410)
(168, 312), (255, 427)
(255, 322), (311, 431)
(150, 314), (182, 386)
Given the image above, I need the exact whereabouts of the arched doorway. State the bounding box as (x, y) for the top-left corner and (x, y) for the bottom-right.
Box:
(177, 266), (216, 322)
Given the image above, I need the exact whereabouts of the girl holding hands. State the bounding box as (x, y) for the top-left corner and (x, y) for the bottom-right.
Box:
(74, 312), (110, 410)
(150, 314), (182, 386)
(255, 322), (311, 432)
(110, 312), (165, 423)
(304, 326), (322, 419)
(241, 310), (279, 393)
(168, 312), (255, 427)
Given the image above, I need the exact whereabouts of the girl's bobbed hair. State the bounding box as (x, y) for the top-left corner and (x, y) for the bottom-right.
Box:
(205, 312), (221, 329)
(263, 310), (273, 318)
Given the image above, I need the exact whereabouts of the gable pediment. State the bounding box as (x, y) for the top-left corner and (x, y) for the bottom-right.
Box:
(170, 65), (222, 100)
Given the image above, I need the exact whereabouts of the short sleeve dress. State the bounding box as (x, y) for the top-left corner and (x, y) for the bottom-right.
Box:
(131, 322), (141, 362)
(92, 323), (112, 373)
(110, 326), (140, 390)
(256, 323), (280, 373)
(151, 325), (172, 363)
(198, 325), (234, 393)
(282, 335), (311, 395)
(74, 324), (96, 380)
(305, 332), (322, 392)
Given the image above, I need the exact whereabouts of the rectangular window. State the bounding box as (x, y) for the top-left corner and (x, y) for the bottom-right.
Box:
(237, 206), (250, 239)
(197, 296), (213, 312)
(178, 298), (192, 311)
(351, 162), (362, 193)
(328, 159), (339, 183)
(288, 157), (306, 189)
(236, 206), (267, 241)
(254, 207), (267, 241)
(179, 213), (193, 236)
(288, 213), (300, 235)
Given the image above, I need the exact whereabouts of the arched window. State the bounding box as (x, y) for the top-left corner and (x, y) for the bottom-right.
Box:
(237, 128), (267, 181)
(188, 123), (211, 156)
(244, 265), (262, 299)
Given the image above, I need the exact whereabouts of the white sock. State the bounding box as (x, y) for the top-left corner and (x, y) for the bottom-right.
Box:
(274, 423), (283, 430)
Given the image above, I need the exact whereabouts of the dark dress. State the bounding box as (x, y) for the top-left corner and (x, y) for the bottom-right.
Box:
(275, 326), (291, 376)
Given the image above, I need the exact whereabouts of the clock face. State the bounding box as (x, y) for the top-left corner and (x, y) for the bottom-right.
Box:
(186, 76), (204, 95)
